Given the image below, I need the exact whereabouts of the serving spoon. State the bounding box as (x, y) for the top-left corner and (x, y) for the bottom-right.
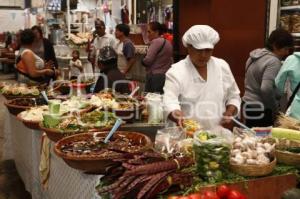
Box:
(93, 118), (123, 143)
(231, 117), (256, 135)
(41, 91), (49, 104)
(129, 86), (140, 98)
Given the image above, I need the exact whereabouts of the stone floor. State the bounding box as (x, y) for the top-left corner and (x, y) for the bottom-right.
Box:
(0, 72), (31, 199)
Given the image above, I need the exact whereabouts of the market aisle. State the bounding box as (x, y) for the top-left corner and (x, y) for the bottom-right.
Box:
(0, 73), (31, 199)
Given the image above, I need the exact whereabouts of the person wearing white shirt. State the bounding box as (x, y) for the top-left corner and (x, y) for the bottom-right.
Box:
(163, 25), (241, 130)
(89, 19), (116, 73)
(69, 50), (83, 79)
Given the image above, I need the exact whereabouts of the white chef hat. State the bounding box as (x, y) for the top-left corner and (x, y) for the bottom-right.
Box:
(182, 25), (220, 49)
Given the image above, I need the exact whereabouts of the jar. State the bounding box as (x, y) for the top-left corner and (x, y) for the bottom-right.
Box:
(280, 14), (291, 32)
(70, 83), (86, 96)
(291, 13), (300, 32)
(292, 0), (299, 5)
(282, 0), (292, 6)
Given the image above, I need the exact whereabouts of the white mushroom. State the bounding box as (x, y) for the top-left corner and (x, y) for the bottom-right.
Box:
(257, 154), (270, 164)
(231, 149), (241, 156)
(242, 137), (256, 149)
(231, 155), (245, 165)
(246, 159), (258, 165)
(241, 151), (252, 159)
(256, 147), (266, 154)
(234, 137), (242, 143)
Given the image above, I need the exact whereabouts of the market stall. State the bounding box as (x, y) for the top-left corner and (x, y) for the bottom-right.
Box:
(1, 80), (300, 199)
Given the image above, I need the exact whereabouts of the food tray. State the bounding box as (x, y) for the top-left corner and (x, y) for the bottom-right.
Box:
(17, 114), (40, 130)
(54, 131), (153, 173)
(5, 98), (47, 116)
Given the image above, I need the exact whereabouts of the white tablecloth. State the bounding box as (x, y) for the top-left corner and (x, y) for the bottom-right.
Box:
(3, 111), (102, 199)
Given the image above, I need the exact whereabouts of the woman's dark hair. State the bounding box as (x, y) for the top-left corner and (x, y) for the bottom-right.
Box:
(116, 24), (130, 37)
(149, 21), (164, 35)
(31, 25), (43, 37)
(266, 28), (294, 50)
(20, 29), (35, 45)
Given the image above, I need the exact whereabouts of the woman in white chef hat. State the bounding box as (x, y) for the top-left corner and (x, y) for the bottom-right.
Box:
(163, 25), (241, 130)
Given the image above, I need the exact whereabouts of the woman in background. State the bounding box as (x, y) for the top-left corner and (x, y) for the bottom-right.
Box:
(275, 52), (300, 120)
(142, 21), (173, 94)
(31, 25), (58, 69)
(16, 29), (55, 85)
(243, 28), (294, 127)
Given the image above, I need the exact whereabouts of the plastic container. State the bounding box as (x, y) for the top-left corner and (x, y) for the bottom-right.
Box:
(145, 93), (163, 124)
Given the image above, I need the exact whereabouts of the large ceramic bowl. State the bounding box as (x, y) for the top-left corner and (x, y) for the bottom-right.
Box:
(54, 131), (153, 173)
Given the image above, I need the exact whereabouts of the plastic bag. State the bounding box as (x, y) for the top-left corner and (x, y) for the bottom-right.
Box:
(193, 130), (232, 183)
(155, 127), (186, 154)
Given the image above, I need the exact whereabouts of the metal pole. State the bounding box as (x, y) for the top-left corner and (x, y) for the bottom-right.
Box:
(67, 0), (70, 39)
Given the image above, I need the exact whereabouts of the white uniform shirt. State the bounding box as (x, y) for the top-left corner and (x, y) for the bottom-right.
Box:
(163, 55), (241, 129)
(91, 33), (116, 73)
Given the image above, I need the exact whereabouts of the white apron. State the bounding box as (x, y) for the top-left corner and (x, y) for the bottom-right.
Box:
(116, 41), (128, 73)
(179, 61), (224, 130)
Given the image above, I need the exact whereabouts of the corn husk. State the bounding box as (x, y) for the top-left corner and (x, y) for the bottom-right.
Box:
(275, 113), (300, 131)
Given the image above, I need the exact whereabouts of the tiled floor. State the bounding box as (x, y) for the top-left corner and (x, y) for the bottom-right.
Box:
(0, 72), (31, 199)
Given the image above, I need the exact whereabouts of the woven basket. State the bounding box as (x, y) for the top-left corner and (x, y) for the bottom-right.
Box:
(54, 131), (153, 173)
(230, 158), (276, 177)
(275, 139), (300, 166)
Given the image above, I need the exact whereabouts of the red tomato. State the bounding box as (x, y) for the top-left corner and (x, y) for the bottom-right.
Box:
(189, 193), (204, 199)
(227, 190), (246, 199)
(217, 185), (231, 198)
(203, 191), (220, 199)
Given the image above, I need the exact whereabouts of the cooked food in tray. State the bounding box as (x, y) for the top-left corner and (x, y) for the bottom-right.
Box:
(43, 110), (118, 131)
(1, 83), (40, 96)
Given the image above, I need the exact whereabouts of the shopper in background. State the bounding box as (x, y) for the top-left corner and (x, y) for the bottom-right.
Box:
(243, 28), (294, 127)
(16, 29), (55, 85)
(89, 19), (116, 73)
(114, 23), (136, 74)
(69, 50), (83, 80)
(31, 25), (58, 69)
(93, 46), (129, 94)
(142, 21), (173, 94)
(275, 52), (300, 120)
(163, 25), (241, 130)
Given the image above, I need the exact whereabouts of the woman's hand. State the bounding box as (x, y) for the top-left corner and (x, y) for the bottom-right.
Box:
(44, 69), (54, 76)
(45, 60), (55, 69)
(168, 110), (184, 127)
(220, 105), (237, 125)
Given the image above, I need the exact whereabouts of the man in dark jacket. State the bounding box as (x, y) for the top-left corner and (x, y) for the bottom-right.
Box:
(93, 46), (129, 94)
